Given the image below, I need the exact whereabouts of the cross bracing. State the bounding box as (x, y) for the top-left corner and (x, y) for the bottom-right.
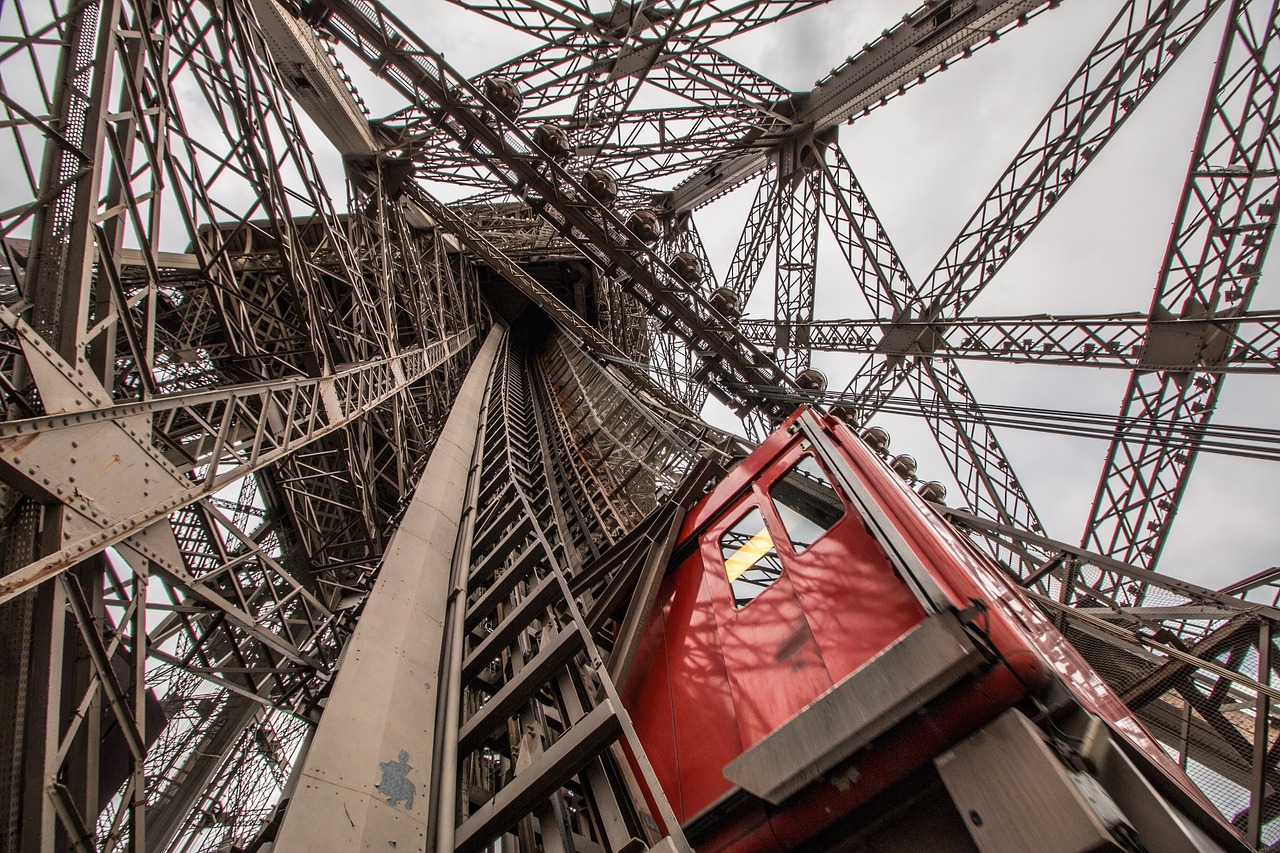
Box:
(1, 0), (1280, 850)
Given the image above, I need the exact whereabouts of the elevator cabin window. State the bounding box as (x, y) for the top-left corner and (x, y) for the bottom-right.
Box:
(768, 453), (844, 552)
(719, 455), (844, 608)
(720, 507), (784, 608)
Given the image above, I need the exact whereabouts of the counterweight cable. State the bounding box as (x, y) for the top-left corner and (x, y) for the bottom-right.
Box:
(593, 352), (1280, 463)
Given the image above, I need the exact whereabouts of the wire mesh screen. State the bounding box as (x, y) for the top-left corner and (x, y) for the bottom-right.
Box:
(1031, 567), (1280, 846)
(537, 331), (743, 521)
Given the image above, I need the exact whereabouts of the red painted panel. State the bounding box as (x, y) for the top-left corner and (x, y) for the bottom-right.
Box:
(701, 495), (835, 751)
(641, 552), (746, 820)
(752, 443), (927, 686)
(623, 407), (1235, 850)
(620, 584), (681, 815)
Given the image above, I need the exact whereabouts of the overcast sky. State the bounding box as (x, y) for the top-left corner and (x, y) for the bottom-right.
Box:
(314, 0), (1277, 592)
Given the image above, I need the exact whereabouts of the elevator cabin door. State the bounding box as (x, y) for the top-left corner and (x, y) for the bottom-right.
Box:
(623, 430), (929, 822)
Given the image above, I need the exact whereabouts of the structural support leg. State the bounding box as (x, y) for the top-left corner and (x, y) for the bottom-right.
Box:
(272, 327), (504, 852)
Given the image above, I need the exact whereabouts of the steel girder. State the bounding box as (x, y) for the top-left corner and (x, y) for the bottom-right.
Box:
(0, 319), (478, 607)
(945, 505), (1280, 846)
(773, 169), (821, 376)
(808, 0), (1259, 577)
(2, 0), (1280, 848)
(306, 0), (803, 422)
(665, 0), (1061, 212)
(697, 0), (1279, 585)
(736, 309), (1280, 373)
(841, 0), (1231, 424)
(0, 0), (486, 847)
(645, 218), (719, 409)
(422, 328), (727, 853)
(446, 0), (831, 48)
(383, 16), (799, 189)
(800, 140), (1049, 567)
(1082, 0), (1280, 568)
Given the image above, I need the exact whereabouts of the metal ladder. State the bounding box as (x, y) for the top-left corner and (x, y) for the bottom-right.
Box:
(436, 335), (690, 853)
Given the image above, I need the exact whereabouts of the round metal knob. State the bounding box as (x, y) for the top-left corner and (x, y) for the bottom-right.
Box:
(889, 453), (918, 481)
(670, 252), (703, 285)
(709, 287), (743, 321)
(532, 123), (571, 160)
(581, 170), (618, 206)
(917, 481), (947, 504)
(483, 76), (523, 118)
(796, 368), (827, 394)
(625, 209), (662, 243)
(860, 426), (891, 455)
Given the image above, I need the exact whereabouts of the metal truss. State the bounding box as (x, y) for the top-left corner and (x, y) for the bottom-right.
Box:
(3, 0), (1280, 849)
(0, 0), (484, 846)
(773, 170), (820, 375)
(1083, 0), (1280, 568)
(743, 0), (1280, 582)
(946, 506), (1280, 846)
(906, 360), (1046, 537)
(306, 0), (806, 423)
(665, 0), (1063, 212)
(646, 218), (720, 410)
(430, 328), (726, 853)
(805, 138), (1050, 563)
(0, 315), (477, 606)
(737, 309), (1280, 373)
(293, 0), (1280, 838)
(839, 0), (1232, 418)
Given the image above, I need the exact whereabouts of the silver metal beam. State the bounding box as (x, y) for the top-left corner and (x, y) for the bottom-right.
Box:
(273, 327), (503, 851)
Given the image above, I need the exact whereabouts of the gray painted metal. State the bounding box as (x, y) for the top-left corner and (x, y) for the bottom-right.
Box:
(723, 613), (981, 805)
(665, 0), (1056, 212)
(271, 327), (503, 853)
(937, 708), (1243, 853)
(937, 710), (1131, 853)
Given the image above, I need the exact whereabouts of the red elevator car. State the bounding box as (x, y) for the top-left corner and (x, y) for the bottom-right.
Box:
(621, 407), (1246, 853)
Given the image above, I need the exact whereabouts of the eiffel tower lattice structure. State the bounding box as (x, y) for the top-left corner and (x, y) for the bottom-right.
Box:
(2, 0), (1280, 850)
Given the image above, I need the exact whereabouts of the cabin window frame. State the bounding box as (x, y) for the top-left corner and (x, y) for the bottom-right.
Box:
(764, 450), (847, 557)
(710, 448), (852, 610)
(717, 503), (786, 609)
